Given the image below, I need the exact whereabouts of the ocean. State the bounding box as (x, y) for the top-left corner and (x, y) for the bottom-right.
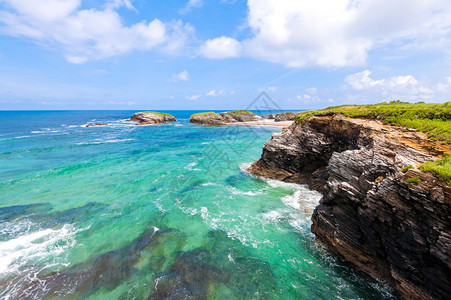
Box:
(0, 111), (396, 299)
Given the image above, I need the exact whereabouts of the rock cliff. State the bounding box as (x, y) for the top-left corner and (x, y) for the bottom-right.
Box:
(248, 114), (451, 299)
(130, 112), (176, 125)
(190, 110), (260, 125)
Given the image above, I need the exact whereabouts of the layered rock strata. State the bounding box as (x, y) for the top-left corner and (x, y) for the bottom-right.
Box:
(248, 114), (450, 299)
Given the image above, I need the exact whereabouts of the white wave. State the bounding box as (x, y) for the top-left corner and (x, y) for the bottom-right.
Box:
(261, 210), (283, 223)
(227, 186), (264, 196)
(239, 162), (253, 173)
(200, 182), (218, 187)
(14, 135), (32, 139)
(31, 129), (61, 134)
(0, 224), (77, 275)
(185, 162), (201, 171)
(76, 138), (135, 145)
(200, 207), (209, 220)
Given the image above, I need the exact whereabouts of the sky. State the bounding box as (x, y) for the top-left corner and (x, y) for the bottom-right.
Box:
(0, 0), (451, 110)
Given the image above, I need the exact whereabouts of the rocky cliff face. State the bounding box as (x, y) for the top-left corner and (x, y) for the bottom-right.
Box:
(248, 115), (451, 299)
(130, 112), (176, 125)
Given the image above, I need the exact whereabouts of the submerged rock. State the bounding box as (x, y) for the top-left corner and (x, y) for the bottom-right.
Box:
(130, 111), (176, 125)
(189, 110), (260, 125)
(84, 123), (108, 127)
(248, 114), (451, 299)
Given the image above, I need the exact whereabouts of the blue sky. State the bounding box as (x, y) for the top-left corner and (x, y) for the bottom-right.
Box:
(0, 0), (450, 110)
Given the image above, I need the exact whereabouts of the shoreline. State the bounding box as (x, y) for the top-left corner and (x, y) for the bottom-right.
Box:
(233, 119), (294, 127)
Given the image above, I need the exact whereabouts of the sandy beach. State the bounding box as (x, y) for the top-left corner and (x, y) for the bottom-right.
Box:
(235, 119), (294, 127)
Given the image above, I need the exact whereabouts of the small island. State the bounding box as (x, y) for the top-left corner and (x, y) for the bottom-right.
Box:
(190, 110), (260, 125)
(130, 111), (176, 125)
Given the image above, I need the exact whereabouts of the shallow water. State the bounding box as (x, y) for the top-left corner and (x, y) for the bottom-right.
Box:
(0, 111), (397, 299)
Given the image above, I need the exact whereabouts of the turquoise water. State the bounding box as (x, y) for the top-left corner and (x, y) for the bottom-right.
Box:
(0, 111), (396, 299)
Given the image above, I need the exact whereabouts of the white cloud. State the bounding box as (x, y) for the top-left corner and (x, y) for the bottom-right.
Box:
(170, 70), (189, 82)
(345, 70), (434, 100)
(0, 0), (192, 63)
(199, 36), (241, 59)
(180, 0), (203, 14)
(437, 77), (451, 92)
(201, 0), (451, 67)
(206, 89), (224, 97)
(295, 87), (332, 104)
(186, 94), (202, 100)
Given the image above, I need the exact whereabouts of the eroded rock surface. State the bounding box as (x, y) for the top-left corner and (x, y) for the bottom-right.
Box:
(130, 112), (176, 125)
(189, 111), (260, 125)
(248, 114), (451, 299)
(274, 112), (300, 122)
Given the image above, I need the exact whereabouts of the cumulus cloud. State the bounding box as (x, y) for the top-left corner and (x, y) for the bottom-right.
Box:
(201, 0), (451, 67)
(170, 70), (190, 82)
(0, 0), (192, 63)
(345, 70), (434, 100)
(199, 36), (241, 59)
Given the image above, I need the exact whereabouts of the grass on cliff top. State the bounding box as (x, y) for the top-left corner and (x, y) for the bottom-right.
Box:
(225, 110), (256, 116)
(190, 112), (219, 118)
(295, 101), (451, 144)
(420, 155), (451, 186)
(143, 111), (173, 117)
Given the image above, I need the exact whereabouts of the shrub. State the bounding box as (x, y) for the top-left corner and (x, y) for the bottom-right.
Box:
(401, 165), (414, 173)
(407, 177), (421, 184)
(419, 154), (451, 186)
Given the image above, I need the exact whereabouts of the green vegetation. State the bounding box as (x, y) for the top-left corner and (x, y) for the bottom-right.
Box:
(407, 177), (421, 185)
(401, 165), (414, 173)
(190, 112), (220, 118)
(143, 111), (173, 117)
(226, 110), (256, 116)
(419, 155), (451, 186)
(295, 101), (451, 144)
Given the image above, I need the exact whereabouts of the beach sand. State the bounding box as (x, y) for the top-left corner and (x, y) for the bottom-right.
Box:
(235, 119), (294, 127)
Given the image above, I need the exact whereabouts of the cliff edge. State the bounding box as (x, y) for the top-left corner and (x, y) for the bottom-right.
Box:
(248, 114), (450, 299)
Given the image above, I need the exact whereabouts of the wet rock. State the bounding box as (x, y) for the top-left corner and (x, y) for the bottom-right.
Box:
(130, 112), (176, 125)
(248, 114), (451, 299)
(84, 123), (108, 127)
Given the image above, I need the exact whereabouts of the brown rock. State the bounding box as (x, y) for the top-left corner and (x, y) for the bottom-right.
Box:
(130, 112), (176, 125)
(248, 114), (451, 299)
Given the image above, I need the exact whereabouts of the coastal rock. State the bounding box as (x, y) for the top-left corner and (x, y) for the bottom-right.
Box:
(189, 110), (260, 125)
(274, 112), (300, 122)
(85, 123), (108, 127)
(130, 111), (176, 125)
(248, 114), (451, 299)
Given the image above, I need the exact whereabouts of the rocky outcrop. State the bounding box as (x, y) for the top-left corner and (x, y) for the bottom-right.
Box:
(274, 112), (300, 122)
(130, 112), (176, 125)
(248, 114), (451, 299)
(190, 110), (260, 125)
(84, 123), (108, 127)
